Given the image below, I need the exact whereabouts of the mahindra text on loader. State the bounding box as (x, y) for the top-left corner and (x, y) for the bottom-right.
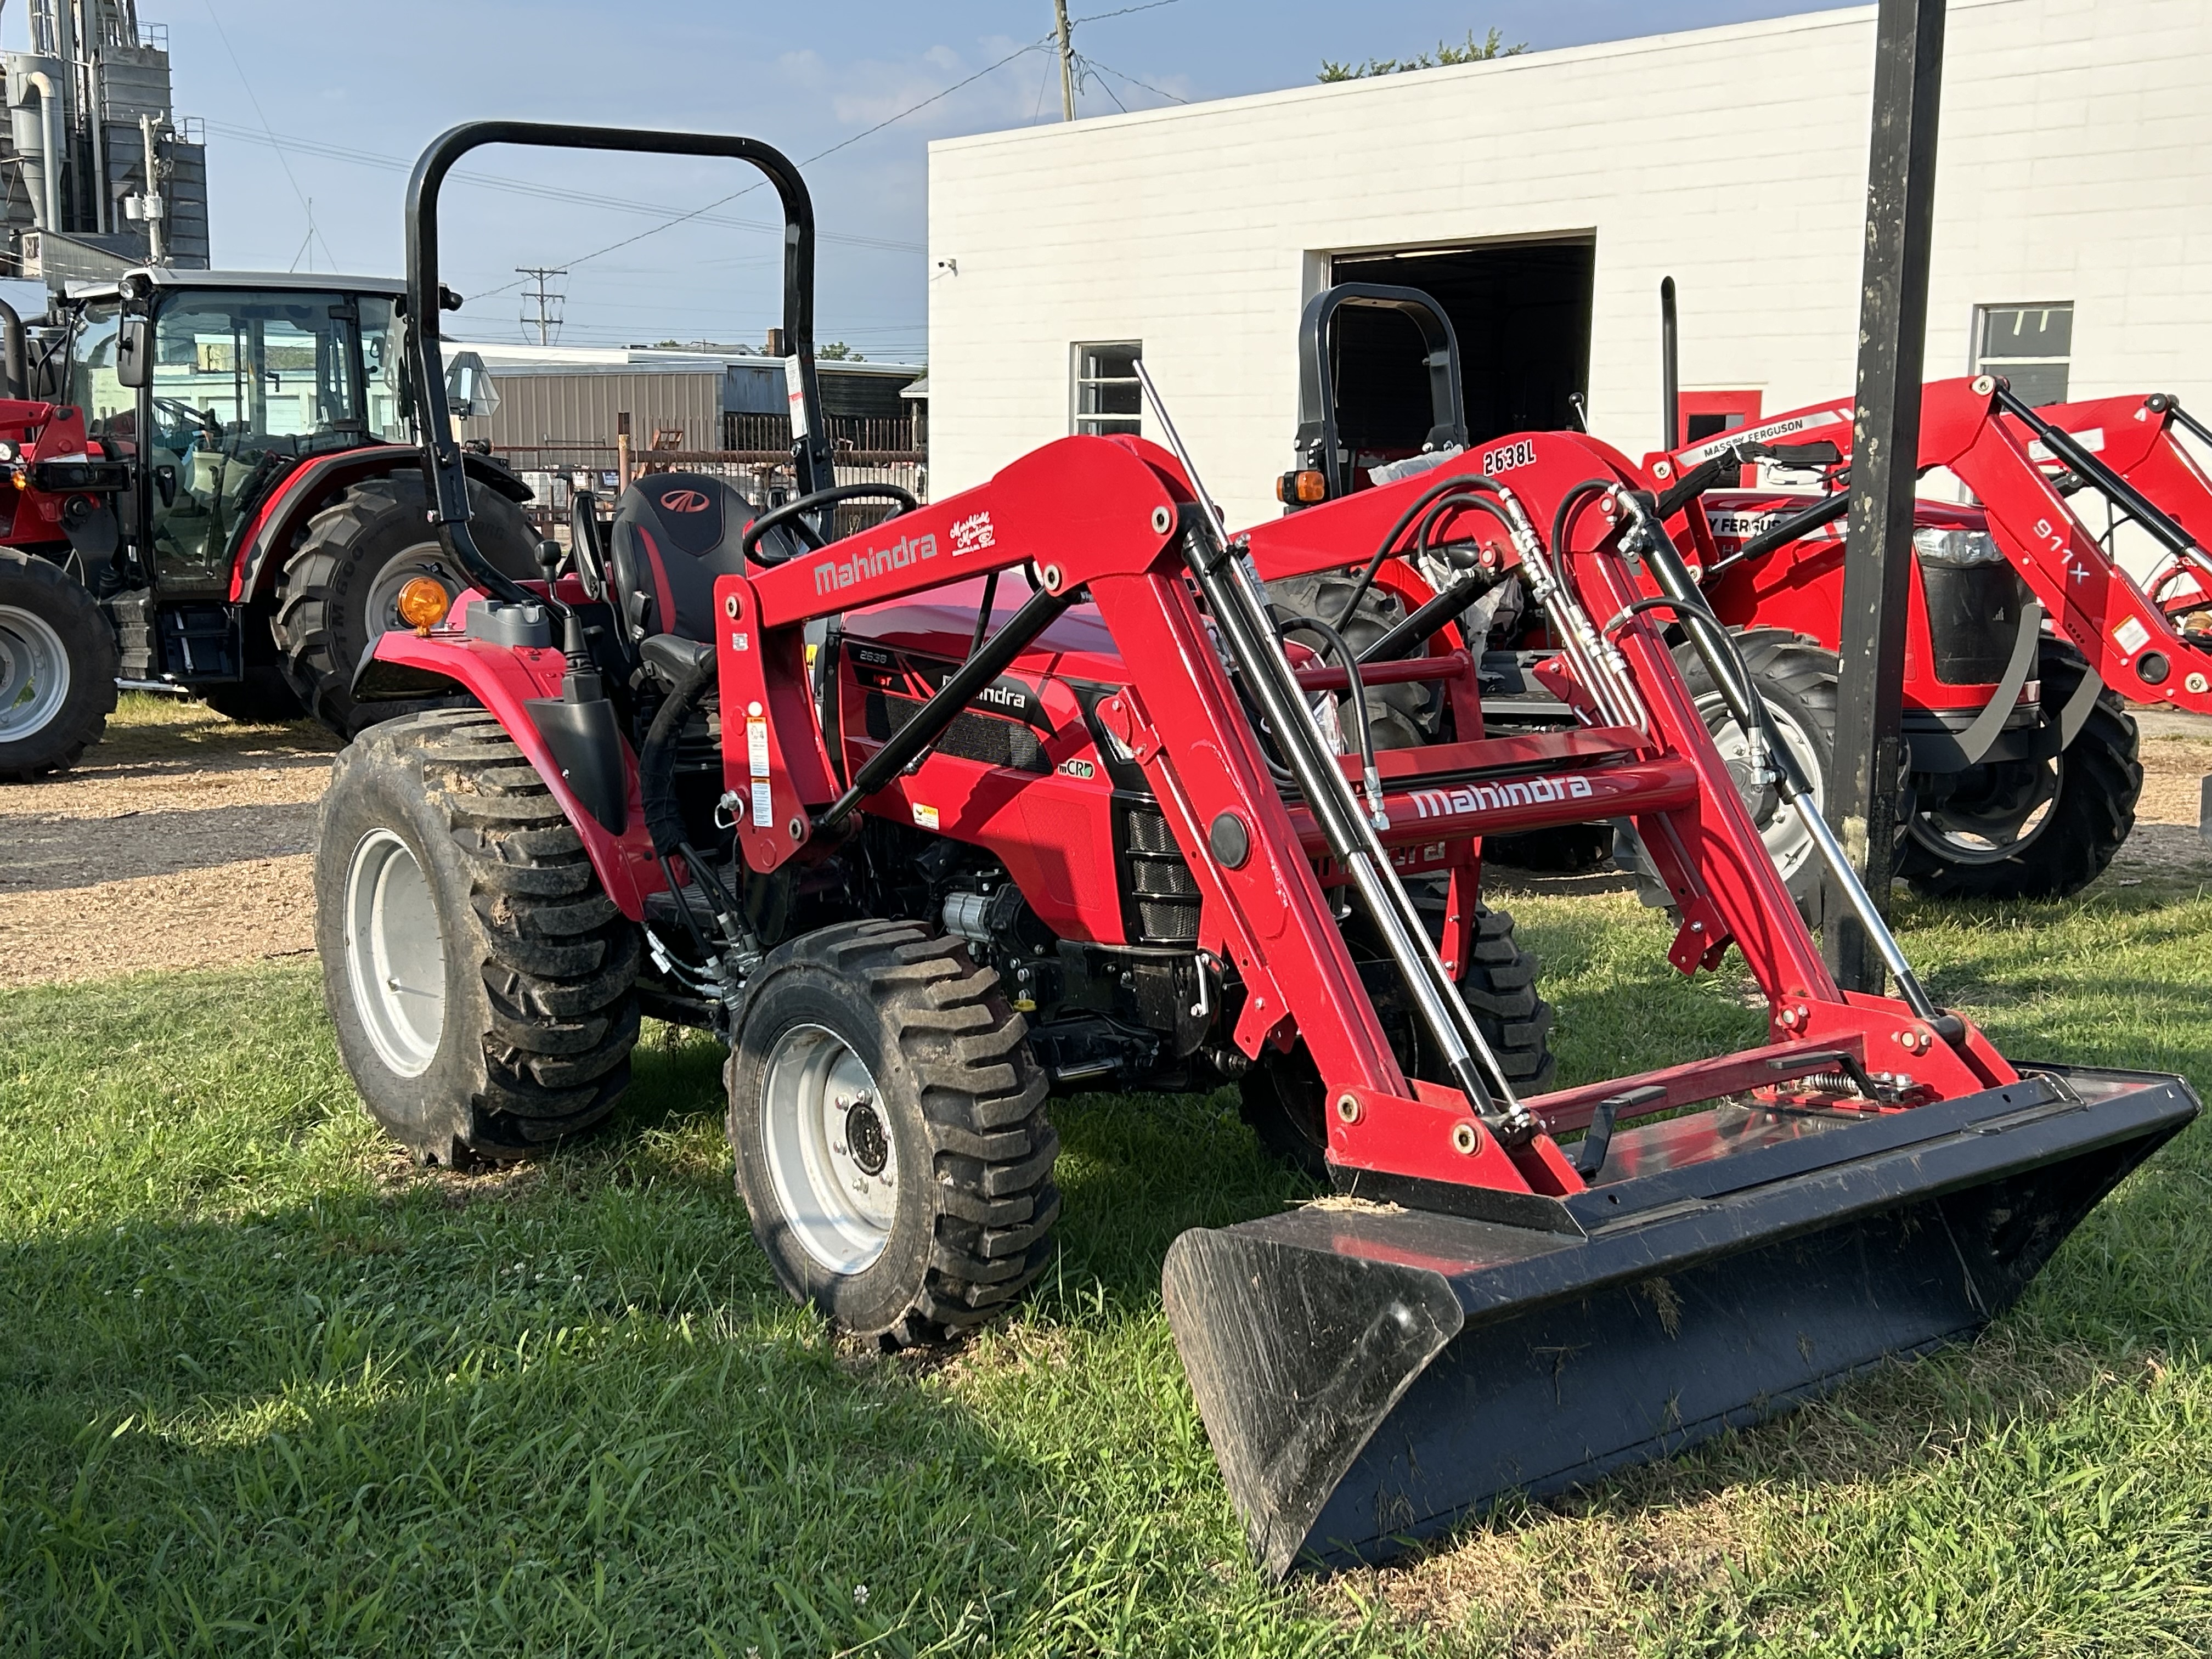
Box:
(314, 119), (2197, 1577)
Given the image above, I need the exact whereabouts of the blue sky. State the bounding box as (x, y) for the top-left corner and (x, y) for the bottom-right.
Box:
(75, 1), (1841, 359)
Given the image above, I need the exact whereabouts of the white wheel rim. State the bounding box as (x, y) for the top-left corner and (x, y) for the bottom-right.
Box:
(1697, 691), (1824, 888)
(0, 602), (71, 743)
(343, 828), (447, 1077)
(759, 1024), (896, 1276)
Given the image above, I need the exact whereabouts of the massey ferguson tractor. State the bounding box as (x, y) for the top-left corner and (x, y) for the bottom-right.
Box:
(0, 266), (537, 779)
(314, 120), (2196, 1577)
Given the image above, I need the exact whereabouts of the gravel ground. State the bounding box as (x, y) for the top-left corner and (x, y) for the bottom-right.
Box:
(1, 694), (2207, 989)
(0, 695), (337, 988)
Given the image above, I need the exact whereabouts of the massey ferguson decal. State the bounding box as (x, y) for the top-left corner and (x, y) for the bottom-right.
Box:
(950, 511), (996, 554)
(1677, 407), (1848, 468)
(1408, 772), (1598, 820)
(814, 529), (939, 596)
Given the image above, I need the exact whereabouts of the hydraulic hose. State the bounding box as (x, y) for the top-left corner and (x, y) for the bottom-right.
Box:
(1329, 472), (1507, 628)
(1611, 489), (1945, 1025)
(1278, 611), (1387, 828)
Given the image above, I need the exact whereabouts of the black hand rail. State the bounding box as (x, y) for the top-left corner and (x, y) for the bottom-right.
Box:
(404, 120), (838, 608)
(1294, 283), (1469, 500)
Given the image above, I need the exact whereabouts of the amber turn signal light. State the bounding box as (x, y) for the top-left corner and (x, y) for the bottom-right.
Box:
(1275, 470), (1327, 506)
(394, 576), (451, 629)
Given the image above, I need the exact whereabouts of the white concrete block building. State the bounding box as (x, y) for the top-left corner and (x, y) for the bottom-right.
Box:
(926, 0), (2212, 531)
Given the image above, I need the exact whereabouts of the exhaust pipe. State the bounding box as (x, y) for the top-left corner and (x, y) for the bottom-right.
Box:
(1661, 275), (1681, 452)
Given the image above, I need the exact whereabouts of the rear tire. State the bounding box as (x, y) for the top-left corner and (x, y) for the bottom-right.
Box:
(1266, 571), (1430, 749)
(1240, 904), (1556, 1177)
(1898, 640), (2141, 900)
(314, 708), (640, 1164)
(0, 549), (117, 782)
(273, 472), (538, 737)
(726, 920), (1059, 1346)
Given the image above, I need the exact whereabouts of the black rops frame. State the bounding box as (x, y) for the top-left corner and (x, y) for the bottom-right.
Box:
(404, 120), (838, 608)
(1295, 283), (1470, 501)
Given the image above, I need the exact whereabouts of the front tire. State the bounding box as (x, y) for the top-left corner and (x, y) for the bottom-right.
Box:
(314, 708), (640, 1164)
(1672, 628), (1839, 916)
(0, 549), (117, 781)
(726, 920), (1059, 1346)
(1239, 904), (1556, 1177)
(274, 472), (538, 737)
(1898, 640), (2141, 900)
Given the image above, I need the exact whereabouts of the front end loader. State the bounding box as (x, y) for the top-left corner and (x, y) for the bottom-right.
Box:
(315, 119), (2198, 1577)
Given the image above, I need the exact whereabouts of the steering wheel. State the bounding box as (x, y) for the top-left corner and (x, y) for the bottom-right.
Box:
(740, 483), (922, 567)
(569, 491), (608, 601)
(154, 397), (223, 448)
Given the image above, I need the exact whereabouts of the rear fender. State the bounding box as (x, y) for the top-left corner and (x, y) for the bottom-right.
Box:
(228, 446), (532, 602)
(356, 615), (664, 918)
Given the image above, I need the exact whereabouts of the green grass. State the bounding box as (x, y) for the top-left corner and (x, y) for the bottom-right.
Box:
(3, 887), (2211, 1656)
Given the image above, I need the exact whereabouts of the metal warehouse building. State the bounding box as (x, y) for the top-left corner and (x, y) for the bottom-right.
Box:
(925, 0), (2212, 535)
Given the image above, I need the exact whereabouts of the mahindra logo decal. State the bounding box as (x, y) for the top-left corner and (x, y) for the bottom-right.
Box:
(812, 529), (940, 596)
(661, 489), (710, 513)
(1408, 774), (1598, 820)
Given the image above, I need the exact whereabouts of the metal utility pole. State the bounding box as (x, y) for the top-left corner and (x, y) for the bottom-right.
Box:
(1826, 0), (1946, 991)
(516, 266), (568, 347)
(1053, 0), (1076, 121)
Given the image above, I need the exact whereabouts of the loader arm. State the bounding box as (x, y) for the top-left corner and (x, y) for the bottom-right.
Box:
(1652, 378), (2212, 715)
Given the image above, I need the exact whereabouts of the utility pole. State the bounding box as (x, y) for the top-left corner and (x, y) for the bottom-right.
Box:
(1053, 0), (1076, 121)
(516, 266), (568, 347)
(1826, 0), (1946, 990)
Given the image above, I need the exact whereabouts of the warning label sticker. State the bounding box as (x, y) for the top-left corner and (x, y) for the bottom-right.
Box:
(2114, 614), (2152, 656)
(751, 781), (773, 828)
(912, 803), (940, 831)
(747, 716), (771, 778)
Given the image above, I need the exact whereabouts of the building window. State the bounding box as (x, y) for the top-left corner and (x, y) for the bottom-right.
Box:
(1975, 303), (2072, 408)
(1073, 342), (1142, 437)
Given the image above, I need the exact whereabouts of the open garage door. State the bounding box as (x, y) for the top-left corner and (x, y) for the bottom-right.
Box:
(1328, 238), (1594, 467)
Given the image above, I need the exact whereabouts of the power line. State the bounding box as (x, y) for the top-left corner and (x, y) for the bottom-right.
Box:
(1081, 55), (1190, 105)
(467, 32), (1057, 301)
(200, 121), (924, 253)
(200, 0), (318, 247)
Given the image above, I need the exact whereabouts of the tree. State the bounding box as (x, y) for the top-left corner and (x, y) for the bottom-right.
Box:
(1318, 26), (1526, 82)
(817, 342), (865, 361)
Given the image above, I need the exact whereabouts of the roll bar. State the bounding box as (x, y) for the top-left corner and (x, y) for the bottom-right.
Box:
(404, 120), (836, 608)
(1294, 282), (1468, 500)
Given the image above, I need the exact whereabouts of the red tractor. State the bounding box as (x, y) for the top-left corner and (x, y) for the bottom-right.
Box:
(1278, 282), (2144, 907)
(312, 120), (2192, 1576)
(0, 267), (543, 778)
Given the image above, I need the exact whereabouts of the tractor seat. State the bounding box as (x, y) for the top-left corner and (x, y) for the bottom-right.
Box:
(607, 472), (809, 642)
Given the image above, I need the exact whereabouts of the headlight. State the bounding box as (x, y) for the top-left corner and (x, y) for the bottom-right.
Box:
(1912, 526), (2006, 567)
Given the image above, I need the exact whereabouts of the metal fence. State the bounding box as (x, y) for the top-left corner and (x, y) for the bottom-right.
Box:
(496, 445), (927, 545)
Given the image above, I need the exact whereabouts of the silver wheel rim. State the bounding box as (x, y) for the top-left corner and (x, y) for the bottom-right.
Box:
(343, 828), (447, 1077)
(1906, 755), (2062, 866)
(1696, 690), (1824, 889)
(0, 602), (71, 743)
(759, 1024), (896, 1276)
(365, 541), (459, 635)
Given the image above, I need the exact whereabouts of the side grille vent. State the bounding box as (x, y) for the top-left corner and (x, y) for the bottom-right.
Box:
(1122, 805), (1200, 944)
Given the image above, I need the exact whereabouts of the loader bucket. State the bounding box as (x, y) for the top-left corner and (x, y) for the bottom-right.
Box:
(1164, 1064), (2196, 1576)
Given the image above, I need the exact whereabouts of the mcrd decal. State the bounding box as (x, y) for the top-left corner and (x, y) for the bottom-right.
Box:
(1056, 757), (1096, 779)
